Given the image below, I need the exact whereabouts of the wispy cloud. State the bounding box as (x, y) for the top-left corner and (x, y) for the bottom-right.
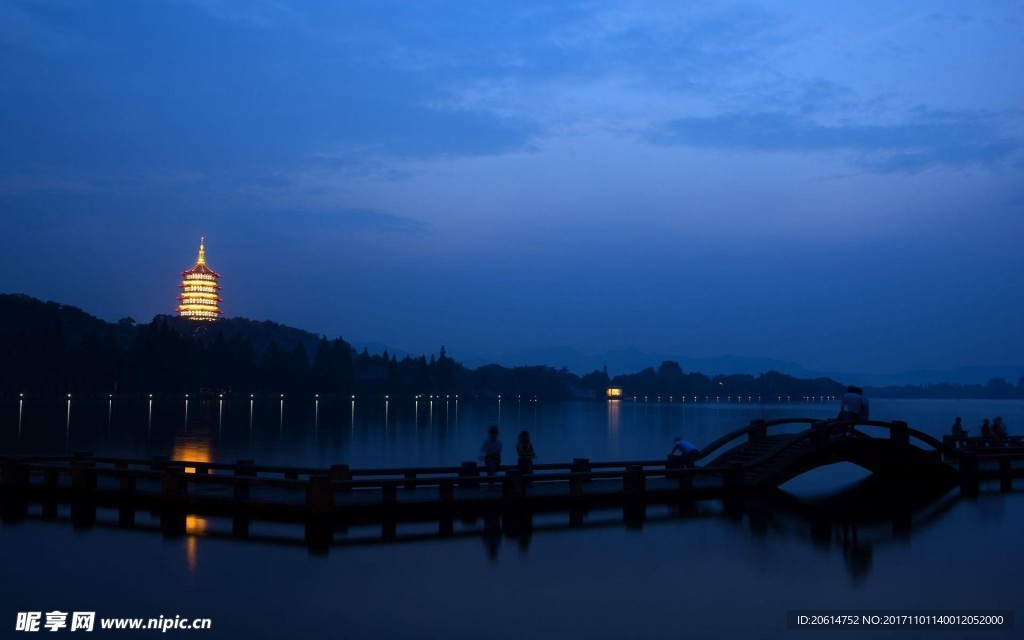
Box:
(184, 0), (304, 31)
(296, 208), (428, 235)
(649, 108), (1023, 173)
(0, 1), (77, 55)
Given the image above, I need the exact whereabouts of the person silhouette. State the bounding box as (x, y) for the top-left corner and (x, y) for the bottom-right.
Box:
(516, 431), (536, 484)
(480, 425), (502, 486)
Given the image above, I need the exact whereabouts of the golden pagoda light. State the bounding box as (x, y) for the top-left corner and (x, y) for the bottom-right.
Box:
(176, 237), (222, 321)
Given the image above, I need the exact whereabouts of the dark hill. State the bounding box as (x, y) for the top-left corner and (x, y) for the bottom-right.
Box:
(159, 315), (323, 360)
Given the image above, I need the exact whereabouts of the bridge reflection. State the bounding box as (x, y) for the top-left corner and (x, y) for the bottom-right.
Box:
(3, 477), (1007, 584)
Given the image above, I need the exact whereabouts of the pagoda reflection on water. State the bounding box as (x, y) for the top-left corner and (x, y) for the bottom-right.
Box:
(176, 237), (222, 321)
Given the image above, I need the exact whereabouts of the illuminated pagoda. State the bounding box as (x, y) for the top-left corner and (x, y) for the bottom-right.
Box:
(176, 237), (222, 321)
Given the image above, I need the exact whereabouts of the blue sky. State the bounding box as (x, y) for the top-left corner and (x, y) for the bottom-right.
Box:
(1, 0), (1022, 374)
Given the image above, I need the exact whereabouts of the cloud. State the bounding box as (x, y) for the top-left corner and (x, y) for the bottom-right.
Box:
(296, 208), (428, 234)
(184, 0), (304, 31)
(0, 2), (77, 55)
(649, 108), (1023, 173)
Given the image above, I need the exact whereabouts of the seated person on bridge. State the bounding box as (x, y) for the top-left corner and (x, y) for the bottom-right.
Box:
(980, 419), (993, 440)
(835, 386), (869, 436)
(669, 436), (699, 467)
(951, 417), (967, 438)
(837, 386), (869, 422)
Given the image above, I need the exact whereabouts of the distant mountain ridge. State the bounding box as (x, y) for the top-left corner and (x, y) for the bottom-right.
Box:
(460, 346), (1024, 387)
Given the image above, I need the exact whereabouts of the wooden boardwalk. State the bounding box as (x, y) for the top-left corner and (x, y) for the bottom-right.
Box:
(3, 418), (1023, 552)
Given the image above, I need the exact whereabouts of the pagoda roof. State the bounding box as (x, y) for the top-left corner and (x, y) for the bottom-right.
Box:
(181, 238), (221, 278)
(182, 263), (221, 277)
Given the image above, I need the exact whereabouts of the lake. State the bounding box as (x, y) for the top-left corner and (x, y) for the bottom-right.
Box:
(2, 396), (1022, 639)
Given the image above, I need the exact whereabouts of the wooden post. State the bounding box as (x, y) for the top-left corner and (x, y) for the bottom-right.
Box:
(623, 465), (646, 529)
(150, 455), (170, 471)
(959, 453), (979, 497)
(305, 474), (333, 556)
(234, 459), (254, 502)
(43, 468), (59, 491)
(572, 458), (592, 482)
(890, 420), (910, 446)
(458, 462), (480, 489)
(677, 469), (693, 494)
(161, 463), (187, 503)
(502, 470), (525, 499)
(570, 474), (584, 497)
(233, 479), (250, 502)
(71, 460), (97, 529)
(404, 471), (417, 491)
(439, 479), (454, 536)
(159, 460), (188, 536)
(747, 419), (767, 443)
(623, 465), (646, 494)
(440, 479), (455, 503)
(1, 460), (28, 521)
(330, 464), (352, 491)
(71, 460), (97, 490)
(569, 507), (585, 527)
(306, 475), (333, 516)
(382, 483), (398, 540)
(42, 468), (59, 519)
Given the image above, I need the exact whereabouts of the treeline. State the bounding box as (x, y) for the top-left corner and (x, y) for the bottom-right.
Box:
(868, 377), (1024, 400)
(4, 293), (1020, 400)
(607, 361), (844, 400)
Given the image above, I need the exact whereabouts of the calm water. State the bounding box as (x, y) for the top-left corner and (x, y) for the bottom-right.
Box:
(2, 397), (1022, 639)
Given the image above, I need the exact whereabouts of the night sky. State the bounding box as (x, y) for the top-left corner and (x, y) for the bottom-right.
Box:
(2, 1), (1022, 375)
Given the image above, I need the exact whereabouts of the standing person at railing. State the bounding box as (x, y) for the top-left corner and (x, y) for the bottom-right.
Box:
(951, 416), (967, 438)
(516, 431), (536, 485)
(992, 416), (1008, 443)
(479, 425), (502, 486)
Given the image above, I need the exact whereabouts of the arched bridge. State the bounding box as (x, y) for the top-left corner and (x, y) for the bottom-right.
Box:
(692, 418), (959, 489)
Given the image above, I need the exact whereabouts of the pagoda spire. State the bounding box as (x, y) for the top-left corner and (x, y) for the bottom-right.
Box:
(197, 236), (206, 266)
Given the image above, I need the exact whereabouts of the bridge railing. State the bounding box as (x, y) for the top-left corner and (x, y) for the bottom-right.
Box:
(846, 420), (950, 455)
(694, 417), (828, 463)
(696, 418), (956, 475)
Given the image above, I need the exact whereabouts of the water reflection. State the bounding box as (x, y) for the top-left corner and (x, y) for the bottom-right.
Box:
(2, 476), (981, 584)
(170, 434), (213, 577)
(185, 515), (208, 579)
(607, 400), (620, 459)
